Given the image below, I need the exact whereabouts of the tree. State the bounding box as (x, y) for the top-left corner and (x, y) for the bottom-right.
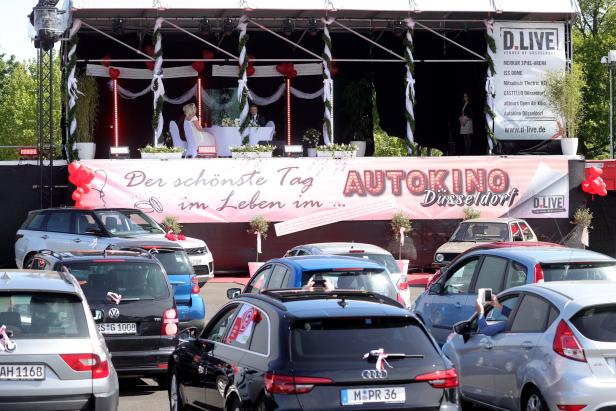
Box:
(574, 0), (616, 158)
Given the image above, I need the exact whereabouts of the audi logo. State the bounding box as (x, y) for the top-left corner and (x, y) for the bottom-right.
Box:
(108, 308), (120, 319)
(361, 369), (388, 379)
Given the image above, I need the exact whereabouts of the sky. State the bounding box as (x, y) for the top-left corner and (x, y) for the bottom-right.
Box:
(0, 0), (40, 61)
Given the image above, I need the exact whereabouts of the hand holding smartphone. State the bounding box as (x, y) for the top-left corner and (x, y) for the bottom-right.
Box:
(478, 288), (493, 304)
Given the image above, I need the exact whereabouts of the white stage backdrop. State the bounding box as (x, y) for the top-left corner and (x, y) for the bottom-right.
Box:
(493, 22), (567, 141)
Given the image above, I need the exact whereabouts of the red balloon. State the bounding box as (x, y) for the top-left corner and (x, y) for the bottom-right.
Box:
(585, 166), (603, 180)
(581, 181), (592, 193)
(72, 190), (82, 202)
(202, 50), (215, 60)
(77, 167), (90, 185)
(192, 61), (205, 73)
(246, 65), (255, 76)
(68, 161), (79, 175)
(69, 173), (79, 186)
(329, 65), (339, 76)
(108, 67), (121, 80)
(145, 61), (155, 71)
(289, 69), (297, 79)
(81, 184), (90, 194)
(145, 45), (155, 56)
(101, 54), (111, 67)
(276, 63), (286, 76)
(591, 178), (603, 193)
(75, 200), (83, 209)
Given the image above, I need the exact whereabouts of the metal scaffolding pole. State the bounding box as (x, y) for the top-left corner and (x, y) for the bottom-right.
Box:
(37, 47), (54, 208)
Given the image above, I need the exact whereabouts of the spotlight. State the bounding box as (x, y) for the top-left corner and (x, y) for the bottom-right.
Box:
(390, 19), (405, 37)
(31, 0), (62, 50)
(307, 18), (319, 36)
(222, 17), (235, 36)
(199, 18), (211, 37)
(112, 18), (124, 36)
(282, 18), (295, 36)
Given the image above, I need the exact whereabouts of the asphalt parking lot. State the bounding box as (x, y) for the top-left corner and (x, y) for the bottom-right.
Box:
(118, 283), (426, 411)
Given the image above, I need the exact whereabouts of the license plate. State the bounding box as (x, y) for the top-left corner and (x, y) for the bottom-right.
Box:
(341, 387), (405, 405)
(0, 364), (45, 381)
(189, 257), (204, 266)
(97, 323), (137, 335)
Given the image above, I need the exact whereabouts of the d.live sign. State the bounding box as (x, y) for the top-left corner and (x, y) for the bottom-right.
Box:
(503, 29), (558, 51)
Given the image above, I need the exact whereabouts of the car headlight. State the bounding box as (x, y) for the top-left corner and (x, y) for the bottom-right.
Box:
(435, 253), (445, 263)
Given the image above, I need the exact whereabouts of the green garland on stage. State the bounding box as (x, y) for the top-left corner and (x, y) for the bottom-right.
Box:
(151, 18), (164, 145)
(321, 17), (334, 144)
(484, 19), (498, 153)
(66, 34), (80, 161)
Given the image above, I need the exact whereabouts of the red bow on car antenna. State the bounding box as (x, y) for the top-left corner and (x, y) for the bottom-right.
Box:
(0, 325), (16, 352)
(363, 348), (393, 372)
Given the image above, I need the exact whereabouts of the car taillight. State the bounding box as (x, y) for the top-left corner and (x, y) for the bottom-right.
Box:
(264, 372), (332, 394)
(191, 276), (200, 294)
(60, 353), (109, 379)
(534, 263), (544, 283)
(557, 405), (587, 411)
(162, 308), (179, 336)
(553, 320), (586, 362)
(397, 277), (409, 291)
(415, 368), (458, 388)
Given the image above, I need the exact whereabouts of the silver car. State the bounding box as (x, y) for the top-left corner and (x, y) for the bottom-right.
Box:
(0, 269), (118, 410)
(443, 280), (616, 411)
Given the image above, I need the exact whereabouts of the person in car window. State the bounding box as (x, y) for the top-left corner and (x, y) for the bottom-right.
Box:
(303, 276), (335, 291)
(475, 295), (511, 337)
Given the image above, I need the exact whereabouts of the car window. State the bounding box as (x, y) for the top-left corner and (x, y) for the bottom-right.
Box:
(504, 260), (528, 288)
(511, 223), (524, 241)
(473, 256), (508, 293)
(94, 210), (164, 236)
(46, 212), (71, 233)
(244, 266), (272, 294)
(204, 304), (240, 341)
(571, 304), (616, 342)
(249, 310), (269, 355)
(224, 304), (265, 350)
(284, 250), (297, 257)
(301, 269), (398, 300)
(541, 262), (616, 282)
(509, 294), (551, 333)
(266, 265), (289, 289)
(547, 306), (559, 329)
(340, 252), (400, 273)
(22, 212), (47, 231)
(0, 292), (88, 339)
(74, 212), (100, 235)
(154, 250), (194, 275)
(296, 250), (309, 256)
(518, 222), (535, 241)
(486, 294), (520, 322)
(444, 258), (479, 294)
(450, 222), (509, 242)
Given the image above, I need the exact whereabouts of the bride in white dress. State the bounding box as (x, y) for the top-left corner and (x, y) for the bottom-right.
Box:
(182, 103), (215, 146)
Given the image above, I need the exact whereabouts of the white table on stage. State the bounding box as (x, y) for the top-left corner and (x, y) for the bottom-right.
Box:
(205, 126), (275, 157)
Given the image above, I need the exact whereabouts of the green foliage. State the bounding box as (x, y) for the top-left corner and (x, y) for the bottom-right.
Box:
(249, 215), (269, 237)
(374, 129), (408, 156)
(390, 211), (413, 238)
(139, 145), (184, 153)
(463, 207), (482, 220)
(74, 75), (99, 143)
(0, 52), (62, 160)
(544, 66), (585, 138)
(302, 128), (321, 147)
(573, 206), (593, 228)
(161, 215), (183, 234)
(342, 79), (374, 141)
(230, 144), (274, 153)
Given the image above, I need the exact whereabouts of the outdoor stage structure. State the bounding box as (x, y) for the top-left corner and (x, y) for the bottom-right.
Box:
(7, 0), (595, 272)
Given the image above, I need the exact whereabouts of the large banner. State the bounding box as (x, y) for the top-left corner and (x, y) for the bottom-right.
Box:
(493, 22), (567, 141)
(80, 157), (570, 233)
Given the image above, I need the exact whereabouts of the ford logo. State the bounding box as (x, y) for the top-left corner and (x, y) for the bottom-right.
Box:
(361, 369), (388, 379)
(108, 308), (120, 319)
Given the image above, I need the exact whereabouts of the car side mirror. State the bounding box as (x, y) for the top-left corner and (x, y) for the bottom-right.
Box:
(227, 288), (241, 299)
(196, 338), (215, 352)
(453, 320), (471, 335)
(91, 309), (104, 323)
(428, 282), (443, 295)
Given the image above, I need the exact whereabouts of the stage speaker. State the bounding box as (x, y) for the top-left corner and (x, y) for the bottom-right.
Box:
(268, 140), (286, 157)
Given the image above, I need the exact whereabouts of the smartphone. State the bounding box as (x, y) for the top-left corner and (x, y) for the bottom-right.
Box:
(312, 275), (327, 289)
(478, 288), (493, 304)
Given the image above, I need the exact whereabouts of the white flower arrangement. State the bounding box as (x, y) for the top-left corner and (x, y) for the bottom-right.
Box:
(316, 143), (358, 152)
(230, 145), (275, 153)
(221, 117), (241, 127)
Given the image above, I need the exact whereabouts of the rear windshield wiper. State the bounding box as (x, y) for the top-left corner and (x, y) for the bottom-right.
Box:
(119, 297), (155, 302)
(385, 353), (425, 359)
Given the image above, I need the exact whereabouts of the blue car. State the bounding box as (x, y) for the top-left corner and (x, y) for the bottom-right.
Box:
(117, 240), (206, 333)
(412, 246), (616, 345)
(226, 255), (402, 304)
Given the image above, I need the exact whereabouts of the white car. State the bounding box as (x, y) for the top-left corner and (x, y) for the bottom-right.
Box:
(15, 208), (214, 284)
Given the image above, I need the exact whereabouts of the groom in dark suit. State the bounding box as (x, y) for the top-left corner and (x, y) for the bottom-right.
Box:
(249, 105), (267, 127)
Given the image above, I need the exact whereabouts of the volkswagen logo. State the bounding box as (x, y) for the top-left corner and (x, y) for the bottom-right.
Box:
(361, 369), (388, 379)
(108, 308), (120, 319)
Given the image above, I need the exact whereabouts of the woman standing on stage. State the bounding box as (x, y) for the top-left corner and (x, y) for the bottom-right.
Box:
(459, 92), (474, 155)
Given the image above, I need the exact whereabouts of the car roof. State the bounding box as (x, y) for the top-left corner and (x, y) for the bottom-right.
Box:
(462, 218), (524, 224)
(0, 270), (78, 294)
(37, 249), (158, 263)
(30, 207), (140, 213)
(507, 281), (616, 306)
(114, 239), (183, 250)
(267, 255), (385, 271)
(467, 246), (615, 264)
(294, 242), (391, 255)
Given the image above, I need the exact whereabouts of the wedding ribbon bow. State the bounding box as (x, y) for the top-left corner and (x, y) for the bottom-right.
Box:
(363, 348), (393, 372)
(0, 325), (16, 352)
(106, 292), (122, 305)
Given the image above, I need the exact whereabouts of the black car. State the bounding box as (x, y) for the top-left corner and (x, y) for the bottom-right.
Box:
(168, 289), (459, 411)
(29, 249), (178, 385)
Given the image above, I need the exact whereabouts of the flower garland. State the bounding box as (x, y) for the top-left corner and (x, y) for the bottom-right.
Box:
(484, 19), (497, 153)
(237, 15), (250, 144)
(151, 17), (165, 146)
(321, 17), (335, 145)
(65, 19), (82, 161)
(404, 18), (416, 155)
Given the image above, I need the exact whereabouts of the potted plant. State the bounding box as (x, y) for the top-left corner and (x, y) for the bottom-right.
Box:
(230, 145), (275, 159)
(74, 75), (100, 159)
(390, 211), (413, 274)
(343, 79), (374, 157)
(316, 143), (357, 158)
(544, 67), (584, 155)
(303, 128), (321, 157)
(463, 207), (481, 220)
(565, 206), (593, 249)
(248, 215), (269, 276)
(161, 215), (187, 240)
(139, 145), (184, 159)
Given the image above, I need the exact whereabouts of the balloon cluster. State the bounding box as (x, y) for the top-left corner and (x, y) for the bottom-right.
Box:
(581, 166), (608, 197)
(68, 162), (95, 208)
(276, 62), (297, 79)
(100, 54), (121, 79)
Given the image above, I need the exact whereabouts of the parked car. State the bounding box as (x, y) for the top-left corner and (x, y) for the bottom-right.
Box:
(413, 246), (616, 345)
(284, 242), (411, 306)
(115, 240), (206, 334)
(227, 256), (403, 306)
(15, 207), (214, 283)
(28, 249), (178, 386)
(444, 281), (616, 411)
(0, 269), (119, 410)
(433, 218), (537, 265)
(168, 289), (459, 411)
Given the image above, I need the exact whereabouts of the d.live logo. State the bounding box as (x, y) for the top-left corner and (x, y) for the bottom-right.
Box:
(503, 29), (558, 51)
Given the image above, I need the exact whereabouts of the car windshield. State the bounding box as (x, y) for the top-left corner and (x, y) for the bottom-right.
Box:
(450, 222), (508, 242)
(65, 262), (170, 302)
(154, 250), (194, 275)
(94, 210), (164, 236)
(541, 262), (616, 282)
(301, 269), (398, 300)
(339, 253), (400, 274)
(0, 292), (88, 339)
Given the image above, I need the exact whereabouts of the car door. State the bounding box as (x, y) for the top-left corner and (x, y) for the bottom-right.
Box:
(243, 265), (273, 294)
(71, 211), (107, 249)
(489, 293), (556, 410)
(43, 210), (76, 251)
(471, 255), (509, 295)
(429, 256), (481, 344)
(265, 264), (290, 290)
(454, 293), (521, 404)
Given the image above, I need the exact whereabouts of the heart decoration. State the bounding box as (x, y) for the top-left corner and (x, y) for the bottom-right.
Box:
(108, 67), (121, 80)
(101, 54), (111, 68)
(202, 50), (215, 60)
(580, 166), (608, 197)
(192, 61), (205, 73)
(246, 65), (255, 77)
(275, 62), (297, 79)
(145, 61), (155, 71)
